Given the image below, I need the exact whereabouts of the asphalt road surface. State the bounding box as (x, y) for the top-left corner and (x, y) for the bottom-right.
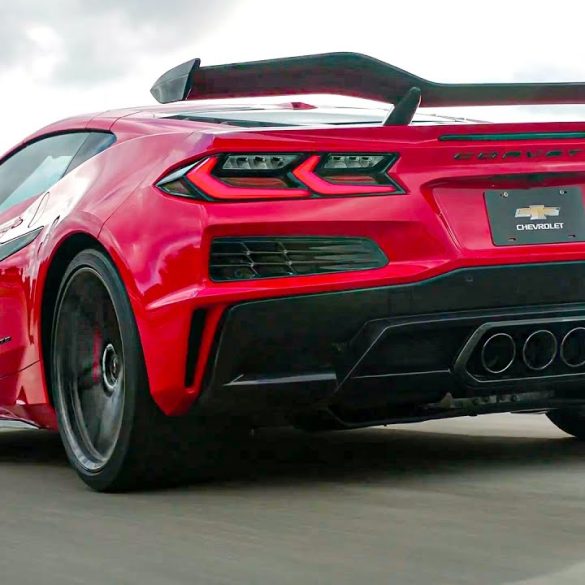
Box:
(0, 414), (584, 585)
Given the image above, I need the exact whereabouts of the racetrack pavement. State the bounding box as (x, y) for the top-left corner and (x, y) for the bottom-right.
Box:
(0, 414), (584, 585)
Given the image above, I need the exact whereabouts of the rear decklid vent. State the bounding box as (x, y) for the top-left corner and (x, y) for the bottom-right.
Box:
(209, 237), (387, 281)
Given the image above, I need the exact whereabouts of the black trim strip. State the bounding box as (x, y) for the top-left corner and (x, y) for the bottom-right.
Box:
(440, 132), (585, 142)
(0, 228), (43, 262)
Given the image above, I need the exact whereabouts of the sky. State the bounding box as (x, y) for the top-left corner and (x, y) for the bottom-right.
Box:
(2, 0), (585, 153)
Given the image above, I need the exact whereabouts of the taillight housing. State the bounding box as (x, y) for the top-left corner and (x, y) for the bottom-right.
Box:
(156, 152), (404, 201)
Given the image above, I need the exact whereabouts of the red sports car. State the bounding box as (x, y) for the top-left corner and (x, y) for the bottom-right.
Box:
(3, 52), (585, 491)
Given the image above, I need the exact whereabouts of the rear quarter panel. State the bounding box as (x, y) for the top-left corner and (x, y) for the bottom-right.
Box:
(0, 126), (200, 425)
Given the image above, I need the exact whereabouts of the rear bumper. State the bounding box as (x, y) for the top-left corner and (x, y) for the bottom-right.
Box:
(196, 261), (585, 422)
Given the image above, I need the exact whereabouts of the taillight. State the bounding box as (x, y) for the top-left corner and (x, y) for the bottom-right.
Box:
(156, 152), (404, 201)
(293, 155), (401, 196)
(185, 157), (310, 200)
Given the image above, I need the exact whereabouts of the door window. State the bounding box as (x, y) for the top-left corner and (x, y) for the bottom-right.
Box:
(0, 131), (115, 215)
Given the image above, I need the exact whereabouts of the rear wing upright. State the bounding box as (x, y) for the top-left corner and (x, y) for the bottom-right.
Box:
(150, 52), (585, 112)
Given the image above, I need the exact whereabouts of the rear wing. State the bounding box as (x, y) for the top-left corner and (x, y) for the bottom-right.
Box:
(150, 52), (585, 111)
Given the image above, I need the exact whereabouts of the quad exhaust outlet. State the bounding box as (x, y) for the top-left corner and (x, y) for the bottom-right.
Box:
(480, 333), (516, 374)
(560, 327), (585, 368)
(470, 322), (585, 378)
(522, 329), (557, 371)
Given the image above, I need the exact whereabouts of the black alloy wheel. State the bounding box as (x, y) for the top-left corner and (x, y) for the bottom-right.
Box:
(51, 248), (245, 491)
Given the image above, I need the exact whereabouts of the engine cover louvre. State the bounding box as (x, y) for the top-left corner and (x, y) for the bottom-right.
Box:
(209, 237), (387, 281)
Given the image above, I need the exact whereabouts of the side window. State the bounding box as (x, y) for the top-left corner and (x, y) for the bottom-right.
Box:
(0, 131), (115, 215)
(67, 132), (116, 174)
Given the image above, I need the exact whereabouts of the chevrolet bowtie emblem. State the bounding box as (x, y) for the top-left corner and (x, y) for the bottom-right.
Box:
(515, 205), (560, 220)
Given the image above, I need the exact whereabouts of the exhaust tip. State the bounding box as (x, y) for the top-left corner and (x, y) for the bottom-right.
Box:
(522, 329), (557, 371)
(560, 327), (585, 368)
(481, 332), (516, 374)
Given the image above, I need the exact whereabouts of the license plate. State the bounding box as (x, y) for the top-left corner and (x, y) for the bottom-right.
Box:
(485, 186), (585, 246)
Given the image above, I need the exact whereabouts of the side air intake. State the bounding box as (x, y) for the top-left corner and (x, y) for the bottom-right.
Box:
(209, 237), (387, 281)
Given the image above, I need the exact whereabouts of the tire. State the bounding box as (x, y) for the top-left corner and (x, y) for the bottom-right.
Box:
(547, 409), (585, 440)
(51, 248), (245, 492)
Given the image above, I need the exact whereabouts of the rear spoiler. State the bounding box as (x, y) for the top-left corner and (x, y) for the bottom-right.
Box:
(150, 52), (585, 110)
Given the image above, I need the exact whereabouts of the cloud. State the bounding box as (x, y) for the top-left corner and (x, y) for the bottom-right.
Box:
(0, 0), (236, 86)
(512, 65), (585, 84)
(3, 0), (585, 154)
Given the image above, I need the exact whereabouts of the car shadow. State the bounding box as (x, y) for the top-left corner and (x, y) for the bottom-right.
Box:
(0, 421), (583, 483)
(224, 421), (585, 488)
(0, 428), (68, 466)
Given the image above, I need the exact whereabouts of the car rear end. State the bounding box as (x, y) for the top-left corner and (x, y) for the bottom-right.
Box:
(45, 52), (585, 491)
(100, 105), (585, 429)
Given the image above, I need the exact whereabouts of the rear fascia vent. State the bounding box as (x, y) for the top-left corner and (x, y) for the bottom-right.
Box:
(185, 309), (207, 386)
(210, 237), (387, 281)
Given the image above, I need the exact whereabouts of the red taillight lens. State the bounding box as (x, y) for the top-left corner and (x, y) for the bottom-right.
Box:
(184, 157), (309, 200)
(324, 175), (379, 185)
(292, 155), (400, 196)
(156, 152), (404, 201)
(220, 177), (290, 188)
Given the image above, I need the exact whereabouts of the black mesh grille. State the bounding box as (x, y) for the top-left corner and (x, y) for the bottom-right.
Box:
(210, 237), (387, 281)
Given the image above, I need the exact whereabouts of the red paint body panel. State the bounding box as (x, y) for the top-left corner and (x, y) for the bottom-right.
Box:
(3, 102), (585, 427)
